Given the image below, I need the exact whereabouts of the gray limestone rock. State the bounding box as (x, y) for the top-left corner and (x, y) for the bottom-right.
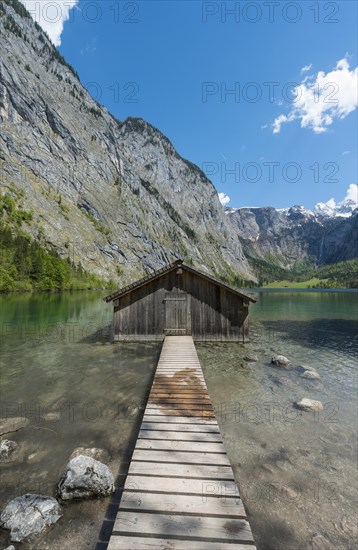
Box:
(295, 398), (323, 412)
(0, 439), (18, 462)
(271, 355), (290, 367)
(301, 370), (320, 379)
(58, 455), (114, 500)
(0, 494), (61, 542)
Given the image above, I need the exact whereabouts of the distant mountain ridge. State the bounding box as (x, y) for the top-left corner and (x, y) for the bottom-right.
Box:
(226, 201), (358, 271)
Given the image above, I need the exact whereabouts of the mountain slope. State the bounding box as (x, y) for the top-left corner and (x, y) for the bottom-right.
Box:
(0, 0), (253, 284)
(226, 205), (358, 271)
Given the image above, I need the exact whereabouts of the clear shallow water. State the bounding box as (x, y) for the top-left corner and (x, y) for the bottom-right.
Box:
(0, 291), (357, 549)
(0, 292), (161, 549)
(197, 291), (358, 550)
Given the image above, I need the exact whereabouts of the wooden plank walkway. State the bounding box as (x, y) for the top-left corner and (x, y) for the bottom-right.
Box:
(107, 336), (256, 549)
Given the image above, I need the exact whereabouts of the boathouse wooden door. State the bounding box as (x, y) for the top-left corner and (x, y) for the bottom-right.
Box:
(164, 291), (191, 335)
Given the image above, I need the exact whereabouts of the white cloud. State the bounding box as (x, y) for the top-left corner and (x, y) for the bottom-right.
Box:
(218, 192), (230, 206)
(301, 63), (312, 74)
(342, 150), (351, 155)
(345, 183), (358, 204)
(318, 184), (358, 211)
(20, 1), (78, 46)
(273, 114), (288, 134)
(273, 57), (358, 134)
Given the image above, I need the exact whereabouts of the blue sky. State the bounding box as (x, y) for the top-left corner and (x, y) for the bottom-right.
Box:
(23, 0), (357, 209)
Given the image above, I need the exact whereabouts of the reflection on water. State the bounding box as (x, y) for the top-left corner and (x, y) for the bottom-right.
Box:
(197, 291), (358, 550)
(0, 292), (161, 549)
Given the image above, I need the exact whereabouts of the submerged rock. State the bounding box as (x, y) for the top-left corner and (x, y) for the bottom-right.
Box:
(0, 417), (29, 436)
(0, 494), (61, 542)
(295, 398), (323, 412)
(271, 355), (290, 367)
(301, 370), (320, 379)
(70, 447), (110, 463)
(310, 533), (331, 549)
(297, 365), (316, 372)
(243, 355), (258, 362)
(42, 411), (61, 422)
(5, 546), (16, 550)
(58, 455), (114, 500)
(0, 440), (18, 462)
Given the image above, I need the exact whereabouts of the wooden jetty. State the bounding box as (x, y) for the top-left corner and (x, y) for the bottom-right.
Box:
(107, 336), (256, 549)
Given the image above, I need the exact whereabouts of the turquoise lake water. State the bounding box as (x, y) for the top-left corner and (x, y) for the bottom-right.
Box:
(0, 290), (357, 549)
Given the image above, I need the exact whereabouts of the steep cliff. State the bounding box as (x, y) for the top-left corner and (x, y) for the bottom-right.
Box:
(0, 0), (253, 284)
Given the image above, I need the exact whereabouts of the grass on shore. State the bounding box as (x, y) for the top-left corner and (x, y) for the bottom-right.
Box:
(263, 278), (327, 289)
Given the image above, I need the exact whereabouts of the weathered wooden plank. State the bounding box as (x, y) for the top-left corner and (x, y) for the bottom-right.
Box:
(108, 536), (255, 549)
(144, 408), (215, 417)
(154, 377), (206, 381)
(132, 450), (231, 465)
(155, 374), (205, 378)
(148, 398), (211, 405)
(149, 391), (210, 398)
(146, 402), (213, 409)
(151, 382), (206, 386)
(120, 491), (246, 516)
(142, 415), (218, 424)
(136, 439), (226, 453)
(149, 392), (210, 398)
(157, 365), (201, 367)
(138, 430), (222, 441)
(123, 475), (239, 497)
(113, 512), (255, 542)
(127, 461), (235, 479)
(152, 384), (208, 390)
(156, 376), (205, 382)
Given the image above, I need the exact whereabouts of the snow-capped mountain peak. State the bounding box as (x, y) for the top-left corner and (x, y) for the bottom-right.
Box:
(315, 198), (357, 218)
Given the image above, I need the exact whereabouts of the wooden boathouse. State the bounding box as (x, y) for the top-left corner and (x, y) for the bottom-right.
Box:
(104, 260), (256, 342)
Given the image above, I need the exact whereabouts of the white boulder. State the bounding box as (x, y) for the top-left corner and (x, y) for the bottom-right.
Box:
(58, 455), (114, 500)
(0, 494), (61, 542)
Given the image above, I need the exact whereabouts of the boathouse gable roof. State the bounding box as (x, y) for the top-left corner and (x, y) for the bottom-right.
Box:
(104, 259), (256, 303)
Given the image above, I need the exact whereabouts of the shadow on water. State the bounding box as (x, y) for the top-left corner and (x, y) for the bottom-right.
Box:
(79, 324), (113, 344)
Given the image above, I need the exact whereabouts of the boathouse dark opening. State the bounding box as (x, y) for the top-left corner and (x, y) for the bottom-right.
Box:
(104, 260), (256, 342)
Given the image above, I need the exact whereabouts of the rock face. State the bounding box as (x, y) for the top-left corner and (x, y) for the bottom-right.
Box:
(0, 0), (253, 284)
(0, 494), (61, 542)
(271, 355), (290, 367)
(0, 439), (18, 461)
(295, 398), (323, 412)
(58, 455), (115, 500)
(227, 205), (358, 270)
